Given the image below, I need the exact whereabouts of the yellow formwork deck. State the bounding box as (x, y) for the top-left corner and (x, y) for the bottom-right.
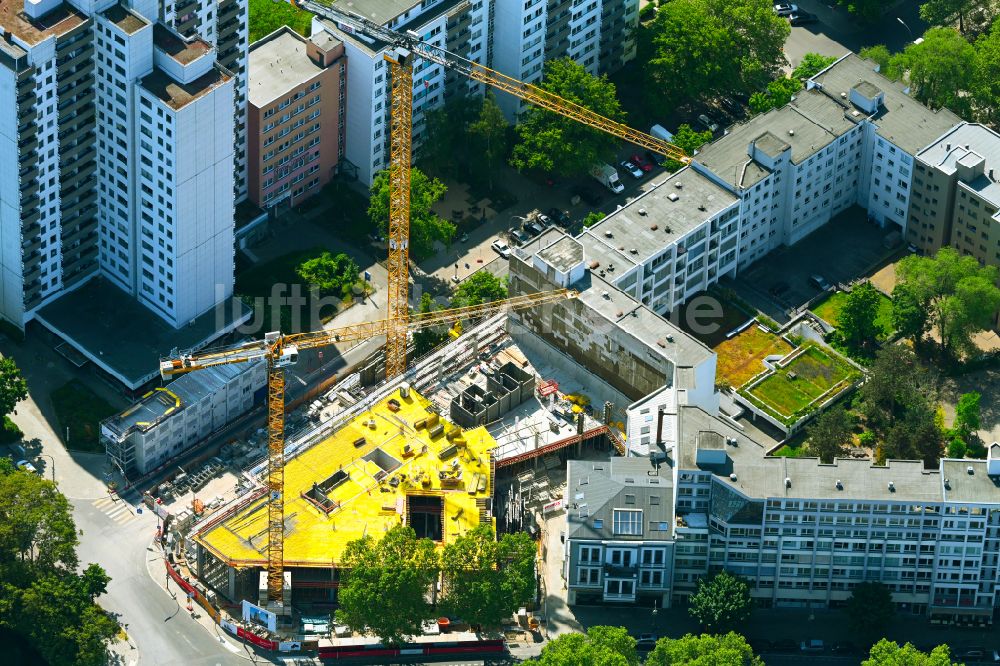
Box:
(197, 388), (495, 568)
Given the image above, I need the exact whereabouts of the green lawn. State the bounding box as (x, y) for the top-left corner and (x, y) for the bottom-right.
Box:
(248, 0), (312, 43)
(772, 441), (809, 458)
(744, 345), (858, 421)
(50, 381), (118, 453)
(714, 325), (793, 388)
(812, 290), (893, 336)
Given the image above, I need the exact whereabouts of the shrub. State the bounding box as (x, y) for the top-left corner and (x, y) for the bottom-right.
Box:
(0, 416), (21, 444)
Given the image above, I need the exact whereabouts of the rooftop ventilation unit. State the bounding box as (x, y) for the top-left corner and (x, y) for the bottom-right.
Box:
(638, 208), (647, 216)
(604, 230), (613, 238)
(729, 473), (738, 481)
(601, 290), (610, 299)
(944, 478), (951, 489)
(788, 129), (795, 136)
(666, 334), (674, 342)
(835, 480), (843, 490)
(629, 248), (638, 255)
(784, 477), (791, 488)
(650, 224), (658, 231)
(698, 204), (707, 211)
(726, 437), (738, 446)
(968, 465), (975, 475)
(841, 91), (848, 99)
(888, 481), (895, 491)
(668, 193), (679, 202)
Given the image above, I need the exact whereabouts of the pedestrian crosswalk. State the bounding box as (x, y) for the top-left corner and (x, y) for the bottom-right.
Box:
(93, 496), (139, 524)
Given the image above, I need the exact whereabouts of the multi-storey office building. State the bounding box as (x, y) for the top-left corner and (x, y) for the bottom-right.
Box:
(565, 457), (676, 605)
(0, 0), (249, 388)
(247, 26), (346, 209)
(907, 122), (1000, 264)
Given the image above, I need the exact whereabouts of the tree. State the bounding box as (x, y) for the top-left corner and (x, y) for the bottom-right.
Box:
(791, 52), (837, 80)
(859, 45), (895, 76)
(895, 247), (1000, 359)
(468, 93), (510, 191)
(510, 58), (626, 177)
(955, 391), (982, 438)
(838, 281), (884, 350)
(688, 571), (751, 632)
(919, 0), (990, 33)
(583, 211), (604, 228)
(335, 525), (440, 645)
(368, 167), (454, 260)
(845, 582), (895, 646)
(893, 28), (977, 116)
(891, 282), (930, 345)
(646, 0), (788, 106)
(947, 436), (967, 458)
(973, 21), (1000, 134)
(438, 525), (535, 630)
(749, 77), (802, 114)
(806, 404), (854, 463)
(0, 464), (119, 665)
(419, 96), (480, 176)
(524, 626), (638, 666)
(863, 639), (960, 665)
(663, 124), (713, 172)
(0, 357), (27, 418)
(452, 272), (508, 308)
(647, 632), (764, 666)
(860, 346), (944, 465)
(296, 252), (359, 296)
(413, 293), (447, 357)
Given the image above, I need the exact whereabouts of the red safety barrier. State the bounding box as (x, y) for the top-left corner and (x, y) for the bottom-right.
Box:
(237, 627), (279, 651)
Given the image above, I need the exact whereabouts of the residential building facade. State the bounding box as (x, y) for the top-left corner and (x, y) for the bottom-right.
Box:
(907, 123), (1000, 264)
(0, 0), (247, 333)
(247, 26), (346, 209)
(565, 457), (675, 606)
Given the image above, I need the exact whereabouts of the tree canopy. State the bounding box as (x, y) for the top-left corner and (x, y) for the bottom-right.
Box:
(749, 77), (802, 114)
(647, 632), (764, 666)
(846, 582), (895, 645)
(863, 639), (960, 665)
(646, 0), (789, 106)
(451, 271), (508, 308)
(663, 124), (714, 172)
(859, 346), (943, 466)
(838, 281), (885, 351)
(894, 28), (977, 116)
(791, 53), (838, 80)
(0, 463), (119, 665)
(335, 525), (440, 645)
(919, 0), (996, 34)
(368, 167), (454, 260)
(467, 92), (511, 190)
(688, 571), (752, 632)
(894, 247), (1000, 359)
(296, 252), (360, 297)
(524, 626), (638, 666)
(510, 59), (625, 177)
(0, 357), (27, 418)
(438, 525), (535, 630)
(806, 404), (855, 463)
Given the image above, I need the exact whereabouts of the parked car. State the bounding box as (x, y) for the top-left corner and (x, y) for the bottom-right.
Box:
(524, 220), (545, 237)
(536, 213), (553, 227)
(573, 184), (604, 206)
(510, 228), (530, 245)
(15, 460), (38, 475)
(961, 646), (986, 661)
(630, 154), (653, 172)
(547, 208), (571, 227)
(491, 239), (511, 258)
(801, 639), (825, 654)
(809, 274), (832, 290)
(789, 10), (818, 25)
(831, 641), (859, 655)
(773, 2), (798, 15)
(620, 160), (644, 179)
(697, 113), (719, 133)
(636, 634), (658, 651)
(719, 97), (743, 117)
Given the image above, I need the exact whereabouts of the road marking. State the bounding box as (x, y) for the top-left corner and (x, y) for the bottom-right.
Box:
(92, 497), (137, 523)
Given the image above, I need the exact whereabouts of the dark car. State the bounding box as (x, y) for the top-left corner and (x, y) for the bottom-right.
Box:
(636, 634), (658, 651)
(831, 641), (859, 655)
(547, 208), (571, 227)
(573, 185), (603, 206)
(789, 10), (818, 25)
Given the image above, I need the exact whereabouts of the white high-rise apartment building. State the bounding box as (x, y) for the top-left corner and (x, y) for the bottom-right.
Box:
(0, 0), (248, 383)
(310, 0), (638, 186)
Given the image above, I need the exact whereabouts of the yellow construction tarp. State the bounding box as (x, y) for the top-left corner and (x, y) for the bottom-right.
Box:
(197, 388), (495, 567)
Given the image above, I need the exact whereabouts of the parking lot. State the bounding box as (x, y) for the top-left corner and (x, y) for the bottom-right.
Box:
(728, 206), (900, 323)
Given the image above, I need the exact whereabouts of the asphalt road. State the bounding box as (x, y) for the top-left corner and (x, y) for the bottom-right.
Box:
(783, 0), (927, 67)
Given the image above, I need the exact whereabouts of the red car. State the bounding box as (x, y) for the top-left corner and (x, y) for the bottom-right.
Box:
(631, 153), (654, 172)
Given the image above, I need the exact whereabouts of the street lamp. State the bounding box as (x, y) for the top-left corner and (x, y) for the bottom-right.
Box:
(39, 453), (55, 483)
(896, 17), (914, 39)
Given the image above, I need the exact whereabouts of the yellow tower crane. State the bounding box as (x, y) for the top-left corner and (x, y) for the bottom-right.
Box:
(160, 289), (575, 604)
(292, 0), (689, 383)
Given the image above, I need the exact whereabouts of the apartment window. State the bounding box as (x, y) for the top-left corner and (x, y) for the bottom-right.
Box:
(579, 546), (601, 563)
(613, 509), (643, 536)
(577, 567), (600, 585)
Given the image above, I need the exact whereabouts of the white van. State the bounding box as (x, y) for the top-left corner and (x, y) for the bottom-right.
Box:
(650, 124), (674, 142)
